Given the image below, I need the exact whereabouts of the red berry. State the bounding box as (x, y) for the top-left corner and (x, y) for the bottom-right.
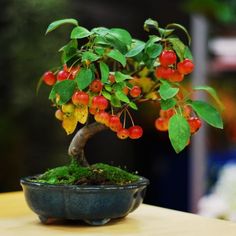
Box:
(123, 87), (129, 95)
(177, 59), (194, 75)
(43, 71), (56, 86)
(109, 115), (122, 132)
(155, 117), (169, 131)
(90, 79), (103, 93)
(117, 128), (130, 139)
(89, 107), (97, 115)
(155, 66), (174, 79)
(72, 91), (89, 106)
(92, 95), (109, 110)
(160, 109), (175, 119)
(129, 125), (143, 139)
(188, 117), (202, 134)
(57, 70), (70, 81)
(169, 70), (184, 82)
(108, 74), (115, 84)
(159, 50), (177, 67)
(99, 111), (110, 126)
(130, 86), (142, 98)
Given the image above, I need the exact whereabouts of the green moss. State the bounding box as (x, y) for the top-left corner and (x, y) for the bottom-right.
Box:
(34, 161), (139, 185)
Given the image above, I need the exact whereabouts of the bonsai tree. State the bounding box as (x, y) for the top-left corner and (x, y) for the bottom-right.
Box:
(38, 18), (223, 184)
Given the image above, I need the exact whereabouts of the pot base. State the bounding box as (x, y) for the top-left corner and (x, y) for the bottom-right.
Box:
(21, 175), (149, 226)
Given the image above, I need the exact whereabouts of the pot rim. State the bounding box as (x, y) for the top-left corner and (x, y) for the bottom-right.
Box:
(20, 175), (149, 191)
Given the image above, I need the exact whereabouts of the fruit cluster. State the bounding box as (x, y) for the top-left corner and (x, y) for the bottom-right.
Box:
(155, 106), (202, 135)
(155, 50), (194, 82)
(43, 66), (143, 139)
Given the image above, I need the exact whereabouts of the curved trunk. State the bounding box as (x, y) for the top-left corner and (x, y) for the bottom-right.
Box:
(68, 122), (107, 167)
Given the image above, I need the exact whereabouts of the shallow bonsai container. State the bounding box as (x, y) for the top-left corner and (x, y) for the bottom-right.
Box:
(20, 176), (149, 226)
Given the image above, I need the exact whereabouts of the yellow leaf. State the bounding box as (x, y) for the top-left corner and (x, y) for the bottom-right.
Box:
(74, 105), (88, 124)
(62, 115), (77, 135)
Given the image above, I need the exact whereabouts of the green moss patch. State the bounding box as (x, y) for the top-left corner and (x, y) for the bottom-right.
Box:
(34, 162), (139, 185)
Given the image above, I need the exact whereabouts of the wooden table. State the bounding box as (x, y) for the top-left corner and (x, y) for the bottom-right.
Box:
(1, 191), (236, 236)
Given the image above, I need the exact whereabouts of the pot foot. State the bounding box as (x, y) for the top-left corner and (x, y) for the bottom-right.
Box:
(38, 215), (50, 224)
(84, 218), (111, 226)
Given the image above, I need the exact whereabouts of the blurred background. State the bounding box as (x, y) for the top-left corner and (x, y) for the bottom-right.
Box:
(1, 0), (236, 219)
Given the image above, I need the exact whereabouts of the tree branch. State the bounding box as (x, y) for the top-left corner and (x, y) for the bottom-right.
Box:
(68, 122), (107, 166)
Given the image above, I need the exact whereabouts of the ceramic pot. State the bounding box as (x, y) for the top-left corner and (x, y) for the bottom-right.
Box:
(20, 176), (149, 225)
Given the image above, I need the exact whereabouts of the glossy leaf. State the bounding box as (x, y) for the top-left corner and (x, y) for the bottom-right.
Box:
(146, 44), (163, 58)
(46, 18), (78, 34)
(168, 38), (186, 61)
(188, 100), (223, 129)
(109, 28), (132, 46)
(111, 95), (122, 107)
(100, 62), (109, 83)
(75, 68), (93, 90)
(102, 90), (112, 100)
(144, 18), (159, 32)
(193, 86), (224, 110)
(49, 80), (76, 105)
(71, 26), (92, 39)
(184, 46), (193, 60)
(159, 80), (179, 100)
(166, 23), (191, 45)
(107, 49), (126, 67)
(115, 90), (130, 103)
(114, 72), (131, 82)
(81, 51), (100, 62)
(168, 114), (190, 153)
(91, 27), (109, 36)
(59, 40), (78, 63)
(129, 102), (138, 110)
(126, 40), (145, 57)
(161, 98), (176, 110)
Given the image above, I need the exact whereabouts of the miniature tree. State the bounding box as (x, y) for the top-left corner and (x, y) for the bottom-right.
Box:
(40, 18), (223, 172)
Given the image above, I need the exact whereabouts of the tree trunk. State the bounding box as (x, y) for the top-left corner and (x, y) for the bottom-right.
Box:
(68, 122), (107, 167)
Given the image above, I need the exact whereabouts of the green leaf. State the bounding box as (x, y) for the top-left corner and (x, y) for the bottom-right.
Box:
(144, 18), (159, 32)
(81, 51), (100, 62)
(70, 26), (92, 39)
(114, 72), (131, 82)
(129, 102), (138, 110)
(126, 40), (145, 57)
(59, 40), (78, 64)
(111, 95), (122, 107)
(49, 80), (76, 105)
(100, 62), (109, 83)
(105, 84), (112, 92)
(166, 23), (191, 45)
(104, 34), (128, 54)
(75, 68), (93, 90)
(193, 86), (225, 110)
(145, 35), (162, 49)
(102, 90), (111, 100)
(115, 90), (130, 103)
(159, 80), (179, 100)
(184, 46), (193, 60)
(146, 44), (163, 58)
(91, 27), (109, 36)
(46, 18), (78, 34)
(107, 49), (126, 67)
(161, 98), (176, 110)
(168, 38), (186, 61)
(169, 114), (190, 153)
(188, 100), (223, 129)
(158, 28), (175, 37)
(109, 28), (132, 46)
(94, 47), (105, 56)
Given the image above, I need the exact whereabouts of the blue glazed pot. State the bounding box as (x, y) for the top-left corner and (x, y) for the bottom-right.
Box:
(20, 176), (149, 225)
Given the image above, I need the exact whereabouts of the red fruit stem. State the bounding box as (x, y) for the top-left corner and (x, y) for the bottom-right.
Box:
(68, 122), (107, 167)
